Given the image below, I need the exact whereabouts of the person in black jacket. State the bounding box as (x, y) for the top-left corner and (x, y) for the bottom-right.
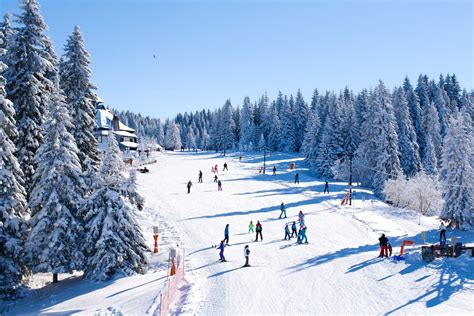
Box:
(187, 180), (193, 194)
(378, 234), (388, 257)
(255, 221), (263, 241)
(198, 170), (203, 183)
(294, 173), (300, 184)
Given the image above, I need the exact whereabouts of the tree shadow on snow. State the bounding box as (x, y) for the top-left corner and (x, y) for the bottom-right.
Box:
(207, 266), (243, 278)
(182, 198), (339, 221)
(284, 229), (473, 313)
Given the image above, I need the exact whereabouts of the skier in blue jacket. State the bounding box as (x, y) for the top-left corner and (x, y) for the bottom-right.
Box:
(284, 224), (291, 240)
(298, 226), (308, 244)
(224, 224), (230, 245)
(218, 240), (226, 261)
(291, 221), (298, 238)
(279, 202), (287, 219)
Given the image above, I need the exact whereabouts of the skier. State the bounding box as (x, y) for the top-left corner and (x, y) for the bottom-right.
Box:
(244, 245), (250, 267)
(387, 241), (393, 257)
(279, 202), (287, 219)
(378, 234), (388, 258)
(298, 211), (305, 228)
(215, 164), (218, 174)
(294, 173), (300, 184)
(272, 165), (277, 175)
(224, 224), (230, 245)
(248, 221), (254, 233)
(255, 221), (263, 241)
(217, 240), (226, 261)
(439, 222), (446, 243)
(211, 166), (215, 174)
(187, 180), (193, 194)
(214, 175), (218, 183)
(323, 181), (329, 194)
(223, 163), (228, 171)
(298, 226), (308, 244)
(284, 223), (291, 240)
(239, 155), (242, 161)
(291, 221), (298, 238)
(218, 180), (223, 191)
(198, 170), (203, 183)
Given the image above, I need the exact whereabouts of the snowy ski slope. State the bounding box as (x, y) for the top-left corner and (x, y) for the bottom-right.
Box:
(142, 151), (473, 315)
(3, 151), (472, 315)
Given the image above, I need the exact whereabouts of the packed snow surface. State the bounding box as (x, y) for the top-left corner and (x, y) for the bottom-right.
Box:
(3, 151), (473, 315)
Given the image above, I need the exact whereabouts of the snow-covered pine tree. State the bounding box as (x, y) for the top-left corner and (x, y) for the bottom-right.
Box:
(239, 96), (255, 151)
(0, 13), (14, 63)
(156, 119), (165, 147)
(392, 87), (421, 176)
(60, 25), (100, 171)
(357, 81), (402, 197)
(122, 169), (145, 211)
(232, 105), (240, 145)
(4, 0), (55, 197)
(429, 80), (449, 138)
(83, 135), (148, 280)
(445, 74), (461, 112)
(310, 88), (320, 113)
(302, 110), (321, 170)
(440, 112), (474, 228)
(293, 89), (309, 152)
(26, 82), (85, 283)
(279, 95), (296, 152)
(266, 102), (281, 151)
(164, 121), (181, 151)
(186, 126), (196, 151)
(0, 30), (28, 299)
(219, 100), (236, 155)
(314, 94), (344, 178)
(423, 101), (442, 171)
(253, 94), (269, 145)
(402, 77), (423, 161)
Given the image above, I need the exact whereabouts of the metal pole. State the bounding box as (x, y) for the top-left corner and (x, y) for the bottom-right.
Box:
(349, 152), (353, 206)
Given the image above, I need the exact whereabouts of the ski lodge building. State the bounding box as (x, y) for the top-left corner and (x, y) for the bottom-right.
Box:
(94, 103), (138, 154)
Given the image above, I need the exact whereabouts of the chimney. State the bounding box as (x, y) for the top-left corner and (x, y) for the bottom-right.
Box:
(112, 115), (120, 131)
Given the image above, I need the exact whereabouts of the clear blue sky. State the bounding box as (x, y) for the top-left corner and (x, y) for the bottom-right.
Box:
(2, 0), (473, 119)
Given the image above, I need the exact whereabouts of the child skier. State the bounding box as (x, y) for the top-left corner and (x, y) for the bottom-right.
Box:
(217, 240), (226, 262)
(279, 202), (287, 219)
(244, 245), (250, 267)
(387, 241), (393, 256)
(224, 224), (230, 245)
(291, 221), (297, 238)
(255, 221), (263, 241)
(284, 224), (291, 240)
(187, 180), (193, 194)
(248, 221), (254, 233)
(218, 180), (223, 191)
